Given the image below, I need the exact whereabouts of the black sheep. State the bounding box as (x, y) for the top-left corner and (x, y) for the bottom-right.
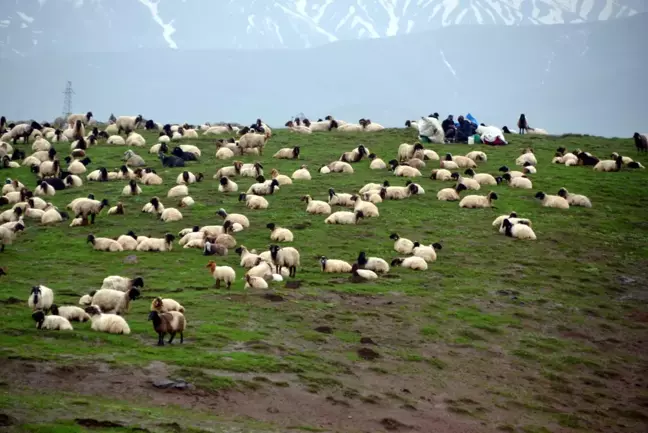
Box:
(171, 147), (197, 161)
(40, 177), (66, 190)
(158, 152), (185, 167)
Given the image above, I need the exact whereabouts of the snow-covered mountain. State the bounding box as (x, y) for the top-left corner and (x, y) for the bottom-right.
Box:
(0, 0), (644, 56)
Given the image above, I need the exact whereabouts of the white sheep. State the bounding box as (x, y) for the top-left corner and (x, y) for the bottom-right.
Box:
(28, 285), (54, 312)
(101, 275), (144, 292)
(459, 192), (498, 209)
(266, 223), (293, 242)
(50, 304), (91, 322)
(535, 192), (569, 209)
(301, 195), (331, 215)
(391, 256), (428, 271)
(206, 260), (236, 289)
(151, 297), (185, 313)
(32, 310), (73, 331)
(160, 208), (183, 222)
(269, 245), (300, 277)
(557, 188), (592, 208)
(292, 165), (311, 180)
(244, 274), (269, 289)
(320, 256), (352, 273)
(91, 287), (140, 315)
(501, 219), (537, 240)
(137, 234), (175, 251)
(87, 234), (123, 252)
(238, 193), (268, 210)
(85, 305), (131, 334)
(356, 251), (390, 273)
(218, 176), (239, 193)
(325, 210), (364, 225)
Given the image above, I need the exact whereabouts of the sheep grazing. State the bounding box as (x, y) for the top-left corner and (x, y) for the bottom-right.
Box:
(50, 304), (91, 322)
(269, 244), (300, 278)
(205, 260), (236, 289)
(85, 305), (131, 334)
(101, 275), (144, 292)
(28, 285), (54, 312)
(557, 188), (592, 208)
(32, 310), (73, 331)
(535, 191), (569, 209)
(148, 310), (187, 346)
(151, 296), (185, 313)
(633, 132), (647, 152)
(459, 192), (498, 209)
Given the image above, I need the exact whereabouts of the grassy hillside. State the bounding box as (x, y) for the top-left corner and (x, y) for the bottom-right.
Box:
(1, 128), (647, 433)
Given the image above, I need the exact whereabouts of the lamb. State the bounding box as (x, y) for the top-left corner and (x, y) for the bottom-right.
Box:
(91, 287), (140, 315)
(101, 275), (144, 292)
(301, 195), (331, 215)
(320, 256), (353, 273)
(206, 260), (236, 289)
(269, 244), (300, 277)
(391, 256), (428, 271)
(501, 219), (537, 240)
(32, 310), (73, 331)
(368, 153), (387, 169)
(356, 251), (390, 273)
(266, 222), (294, 242)
(28, 285), (54, 312)
(244, 274), (269, 289)
(535, 192), (569, 209)
(273, 146), (300, 159)
(85, 305), (131, 334)
(325, 210), (365, 225)
(50, 304), (91, 322)
(87, 234), (123, 252)
(151, 296), (185, 313)
(503, 173), (533, 189)
(122, 179), (142, 196)
(239, 193), (268, 209)
(557, 188), (592, 208)
(116, 115), (143, 135)
(437, 182), (468, 201)
(217, 208), (250, 228)
(459, 191), (498, 208)
(137, 233), (175, 251)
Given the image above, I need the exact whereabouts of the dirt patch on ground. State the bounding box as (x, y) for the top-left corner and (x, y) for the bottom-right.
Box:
(2, 359), (490, 433)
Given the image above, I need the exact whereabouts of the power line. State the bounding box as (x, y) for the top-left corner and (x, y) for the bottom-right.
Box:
(62, 81), (74, 119)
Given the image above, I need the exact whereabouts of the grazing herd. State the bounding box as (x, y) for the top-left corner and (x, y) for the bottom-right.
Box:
(1, 113), (646, 346)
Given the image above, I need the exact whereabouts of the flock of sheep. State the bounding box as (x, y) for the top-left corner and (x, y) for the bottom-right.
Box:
(1, 112), (647, 346)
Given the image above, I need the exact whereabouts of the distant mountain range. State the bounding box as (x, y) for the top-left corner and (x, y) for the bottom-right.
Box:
(1, 0), (644, 55)
(0, 2), (646, 136)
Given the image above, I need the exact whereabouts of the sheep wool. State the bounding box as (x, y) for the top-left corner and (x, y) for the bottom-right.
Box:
(160, 208), (183, 222)
(412, 242), (442, 262)
(351, 264), (378, 280)
(269, 244), (300, 278)
(167, 184), (189, 198)
(137, 234), (175, 251)
(50, 304), (91, 322)
(148, 310), (186, 346)
(557, 188), (592, 208)
(91, 287), (140, 315)
(151, 296), (185, 313)
(101, 275), (144, 292)
(356, 252), (390, 273)
(291, 165), (311, 180)
(325, 210), (364, 225)
(87, 234), (123, 252)
(459, 192), (498, 209)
